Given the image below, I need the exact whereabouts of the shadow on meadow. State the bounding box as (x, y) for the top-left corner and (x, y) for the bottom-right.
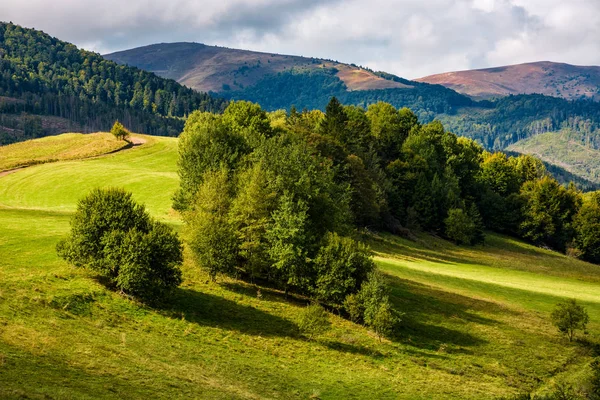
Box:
(159, 287), (299, 338)
(385, 275), (506, 350)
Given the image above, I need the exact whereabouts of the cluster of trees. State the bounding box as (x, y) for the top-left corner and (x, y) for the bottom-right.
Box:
(0, 22), (227, 143)
(221, 69), (600, 161)
(440, 94), (600, 150)
(175, 101), (400, 336)
(57, 188), (183, 303)
(177, 98), (600, 274)
(223, 69), (475, 122)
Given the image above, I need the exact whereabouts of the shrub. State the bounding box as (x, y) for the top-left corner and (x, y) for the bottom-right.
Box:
(551, 299), (589, 341)
(445, 208), (476, 245)
(343, 271), (400, 339)
(298, 303), (330, 340)
(110, 121), (130, 141)
(371, 299), (398, 341)
(343, 293), (363, 323)
(314, 232), (375, 307)
(57, 188), (183, 303)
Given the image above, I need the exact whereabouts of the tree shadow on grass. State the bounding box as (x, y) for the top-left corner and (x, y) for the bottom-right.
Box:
(220, 281), (309, 307)
(320, 340), (383, 358)
(383, 275), (509, 350)
(158, 287), (299, 338)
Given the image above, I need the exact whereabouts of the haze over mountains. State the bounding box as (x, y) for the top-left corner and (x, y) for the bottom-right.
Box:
(417, 61), (600, 101)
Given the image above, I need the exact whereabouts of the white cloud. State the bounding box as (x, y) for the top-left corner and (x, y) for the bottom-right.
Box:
(1, 0), (599, 78)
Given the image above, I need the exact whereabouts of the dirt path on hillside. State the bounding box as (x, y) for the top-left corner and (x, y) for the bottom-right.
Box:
(0, 135), (148, 179)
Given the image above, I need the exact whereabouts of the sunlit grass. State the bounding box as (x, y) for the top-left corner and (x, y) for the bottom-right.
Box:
(1, 134), (599, 398)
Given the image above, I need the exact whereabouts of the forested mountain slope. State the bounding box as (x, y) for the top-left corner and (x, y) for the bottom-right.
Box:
(0, 23), (227, 144)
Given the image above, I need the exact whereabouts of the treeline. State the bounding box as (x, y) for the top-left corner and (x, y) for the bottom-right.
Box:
(222, 69), (475, 121)
(174, 98), (600, 334)
(0, 22), (227, 143)
(222, 69), (600, 156)
(441, 94), (600, 150)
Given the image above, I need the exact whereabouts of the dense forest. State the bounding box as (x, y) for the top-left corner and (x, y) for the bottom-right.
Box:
(0, 22), (227, 144)
(174, 98), (600, 335)
(222, 69), (600, 156)
(221, 69), (476, 121)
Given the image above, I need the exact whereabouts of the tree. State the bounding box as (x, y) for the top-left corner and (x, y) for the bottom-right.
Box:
(56, 188), (183, 303)
(320, 97), (348, 142)
(313, 232), (374, 307)
(520, 177), (581, 251)
(110, 120), (130, 141)
(185, 169), (239, 280)
(445, 208), (477, 245)
(551, 299), (589, 341)
(298, 303), (330, 340)
(573, 196), (600, 263)
(173, 111), (248, 211)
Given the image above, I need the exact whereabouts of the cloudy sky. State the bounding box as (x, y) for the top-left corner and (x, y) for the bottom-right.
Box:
(1, 0), (599, 78)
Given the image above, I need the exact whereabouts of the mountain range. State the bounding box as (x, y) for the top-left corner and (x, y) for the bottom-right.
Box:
(2, 23), (600, 189)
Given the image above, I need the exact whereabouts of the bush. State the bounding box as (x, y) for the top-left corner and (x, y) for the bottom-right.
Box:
(343, 271), (400, 339)
(110, 121), (130, 141)
(298, 303), (330, 340)
(314, 232), (375, 307)
(445, 208), (477, 245)
(371, 299), (398, 341)
(57, 188), (183, 303)
(551, 299), (589, 341)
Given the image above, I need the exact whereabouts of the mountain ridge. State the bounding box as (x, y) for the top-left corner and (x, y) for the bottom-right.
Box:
(416, 61), (600, 101)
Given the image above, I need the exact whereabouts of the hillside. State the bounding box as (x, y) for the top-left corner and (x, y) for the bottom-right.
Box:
(2, 133), (600, 398)
(417, 61), (600, 101)
(508, 129), (600, 184)
(0, 132), (129, 172)
(104, 42), (475, 119)
(0, 23), (226, 145)
(104, 42), (410, 94)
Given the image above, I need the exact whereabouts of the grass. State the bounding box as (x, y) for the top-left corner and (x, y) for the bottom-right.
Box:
(0, 134), (179, 222)
(1, 134), (600, 398)
(0, 132), (128, 172)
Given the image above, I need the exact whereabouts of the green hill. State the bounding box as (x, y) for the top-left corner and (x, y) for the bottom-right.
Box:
(0, 22), (227, 145)
(2, 134), (600, 398)
(508, 129), (600, 185)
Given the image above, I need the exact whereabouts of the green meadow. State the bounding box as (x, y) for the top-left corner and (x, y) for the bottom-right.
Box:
(1, 134), (600, 399)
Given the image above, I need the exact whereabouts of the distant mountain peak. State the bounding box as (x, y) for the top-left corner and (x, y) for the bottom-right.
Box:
(416, 61), (600, 101)
(105, 42), (410, 93)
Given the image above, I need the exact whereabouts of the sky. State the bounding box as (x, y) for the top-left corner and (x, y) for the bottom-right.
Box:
(1, 0), (599, 79)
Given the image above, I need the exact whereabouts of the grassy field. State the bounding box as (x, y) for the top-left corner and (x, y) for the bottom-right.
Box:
(1, 135), (600, 399)
(0, 132), (128, 172)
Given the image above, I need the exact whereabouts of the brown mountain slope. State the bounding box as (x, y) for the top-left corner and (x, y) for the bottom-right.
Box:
(416, 61), (600, 101)
(105, 42), (410, 93)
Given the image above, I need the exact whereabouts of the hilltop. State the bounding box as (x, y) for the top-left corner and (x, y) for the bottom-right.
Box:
(3, 133), (600, 398)
(104, 42), (410, 94)
(417, 61), (600, 101)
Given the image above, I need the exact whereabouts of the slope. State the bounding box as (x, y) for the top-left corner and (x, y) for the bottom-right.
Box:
(0, 22), (227, 145)
(508, 129), (600, 184)
(104, 42), (410, 94)
(0, 132), (129, 172)
(2, 134), (600, 398)
(417, 61), (600, 101)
